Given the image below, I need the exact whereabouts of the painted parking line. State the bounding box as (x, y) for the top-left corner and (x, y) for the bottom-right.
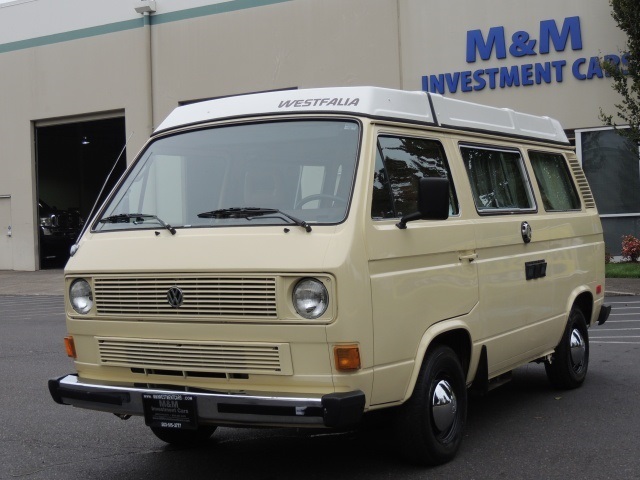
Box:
(593, 296), (640, 343)
(592, 328), (640, 331)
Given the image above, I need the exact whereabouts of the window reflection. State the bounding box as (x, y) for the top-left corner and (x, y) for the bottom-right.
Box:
(372, 136), (457, 219)
(461, 146), (534, 212)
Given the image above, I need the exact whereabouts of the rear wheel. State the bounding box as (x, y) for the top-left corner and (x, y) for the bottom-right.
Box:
(395, 345), (467, 465)
(545, 306), (589, 389)
(150, 425), (217, 446)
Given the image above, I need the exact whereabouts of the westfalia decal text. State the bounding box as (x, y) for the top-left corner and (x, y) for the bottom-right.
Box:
(422, 16), (629, 94)
(278, 98), (360, 108)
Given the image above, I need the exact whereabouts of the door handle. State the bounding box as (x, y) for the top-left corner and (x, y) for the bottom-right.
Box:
(459, 253), (478, 262)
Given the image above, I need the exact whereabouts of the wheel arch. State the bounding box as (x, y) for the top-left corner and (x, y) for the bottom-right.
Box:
(574, 291), (594, 323)
(403, 322), (473, 403)
(569, 288), (594, 325)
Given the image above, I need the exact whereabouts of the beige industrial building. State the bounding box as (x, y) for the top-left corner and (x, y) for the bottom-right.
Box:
(0, 0), (636, 270)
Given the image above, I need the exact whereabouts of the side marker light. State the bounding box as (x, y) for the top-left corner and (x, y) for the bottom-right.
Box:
(64, 336), (77, 358)
(334, 345), (361, 372)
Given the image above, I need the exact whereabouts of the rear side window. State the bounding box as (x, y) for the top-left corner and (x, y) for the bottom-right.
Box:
(529, 151), (581, 211)
(372, 136), (458, 219)
(461, 145), (535, 213)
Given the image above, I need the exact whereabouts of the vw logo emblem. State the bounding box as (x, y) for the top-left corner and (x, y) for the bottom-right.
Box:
(167, 286), (184, 308)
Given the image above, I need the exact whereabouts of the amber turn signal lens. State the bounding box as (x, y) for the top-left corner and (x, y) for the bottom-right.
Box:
(64, 336), (77, 358)
(334, 345), (361, 371)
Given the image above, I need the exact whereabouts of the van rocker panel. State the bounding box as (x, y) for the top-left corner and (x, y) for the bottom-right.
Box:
(49, 374), (365, 429)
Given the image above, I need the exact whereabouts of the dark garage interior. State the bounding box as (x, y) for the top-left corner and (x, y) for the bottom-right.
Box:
(36, 117), (127, 268)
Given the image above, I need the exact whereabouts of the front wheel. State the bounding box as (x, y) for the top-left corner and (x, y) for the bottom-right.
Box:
(545, 306), (589, 389)
(395, 345), (467, 465)
(150, 425), (217, 446)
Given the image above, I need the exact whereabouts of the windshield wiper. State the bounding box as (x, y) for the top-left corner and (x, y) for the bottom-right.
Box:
(99, 213), (177, 235)
(197, 207), (312, 233)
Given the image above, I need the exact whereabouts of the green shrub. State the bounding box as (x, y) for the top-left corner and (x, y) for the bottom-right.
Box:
(621, 235), (640, 262)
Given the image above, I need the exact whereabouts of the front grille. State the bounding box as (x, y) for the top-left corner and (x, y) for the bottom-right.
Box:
(94, 276), (277, 319)
(97, 337), (292, 375)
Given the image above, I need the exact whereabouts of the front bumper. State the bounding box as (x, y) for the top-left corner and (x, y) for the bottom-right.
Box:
(48, 374), (365, 429)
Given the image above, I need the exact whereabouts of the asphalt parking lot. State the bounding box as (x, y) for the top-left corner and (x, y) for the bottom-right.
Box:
(1, 271), (639, 479)
(592, 296), (640, 344)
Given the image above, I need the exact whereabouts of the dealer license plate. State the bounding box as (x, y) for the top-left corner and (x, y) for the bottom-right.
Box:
(142, 393), (198, 430)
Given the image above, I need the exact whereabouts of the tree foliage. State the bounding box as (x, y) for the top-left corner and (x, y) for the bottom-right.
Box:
(600, 0), (640, 144)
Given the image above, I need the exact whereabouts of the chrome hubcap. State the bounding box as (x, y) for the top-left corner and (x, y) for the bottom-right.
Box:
(431, 379), (457, 433)
(569, 328), (586, 369)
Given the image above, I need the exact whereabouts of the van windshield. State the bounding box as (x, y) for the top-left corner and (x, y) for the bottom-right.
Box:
(94, 120), (360, 232)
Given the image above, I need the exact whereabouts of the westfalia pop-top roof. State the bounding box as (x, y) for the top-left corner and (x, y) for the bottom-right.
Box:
(155, 86), (569, 144)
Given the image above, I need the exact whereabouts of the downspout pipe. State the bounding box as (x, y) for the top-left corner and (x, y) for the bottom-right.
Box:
(142, 12), (154, 137)
(134, 1), (157, 137)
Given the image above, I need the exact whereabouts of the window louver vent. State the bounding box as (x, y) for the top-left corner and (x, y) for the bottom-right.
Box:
(567, 157), (596, 209)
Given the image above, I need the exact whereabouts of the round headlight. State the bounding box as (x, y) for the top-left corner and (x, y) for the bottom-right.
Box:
(293, 278), (329, 319)
(70, 278), (93, 315)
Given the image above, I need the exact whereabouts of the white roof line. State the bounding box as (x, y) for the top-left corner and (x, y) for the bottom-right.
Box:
(156, 86), (568, 144)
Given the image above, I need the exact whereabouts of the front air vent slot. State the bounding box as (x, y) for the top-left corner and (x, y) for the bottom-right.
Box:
(99, 338), (293, 376)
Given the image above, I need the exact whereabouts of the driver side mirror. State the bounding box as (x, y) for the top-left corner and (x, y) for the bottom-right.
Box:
(395, 177), (450, 229)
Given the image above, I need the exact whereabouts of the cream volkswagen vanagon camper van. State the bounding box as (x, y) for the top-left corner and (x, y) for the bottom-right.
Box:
(49, 87), (610, 465)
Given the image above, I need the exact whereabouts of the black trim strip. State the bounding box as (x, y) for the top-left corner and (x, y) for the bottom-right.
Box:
(59, 387), (130, 406)
(152, 110), (438, 137)
(49, 376), (130, 406)
(426, 92), (439, 126)
(440, 122), (570, 146)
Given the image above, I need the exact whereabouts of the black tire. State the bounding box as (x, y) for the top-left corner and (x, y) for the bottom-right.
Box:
(395, 345), (467, 466)
(150, 425), (217, 446)
(545, 306), (589, 389)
